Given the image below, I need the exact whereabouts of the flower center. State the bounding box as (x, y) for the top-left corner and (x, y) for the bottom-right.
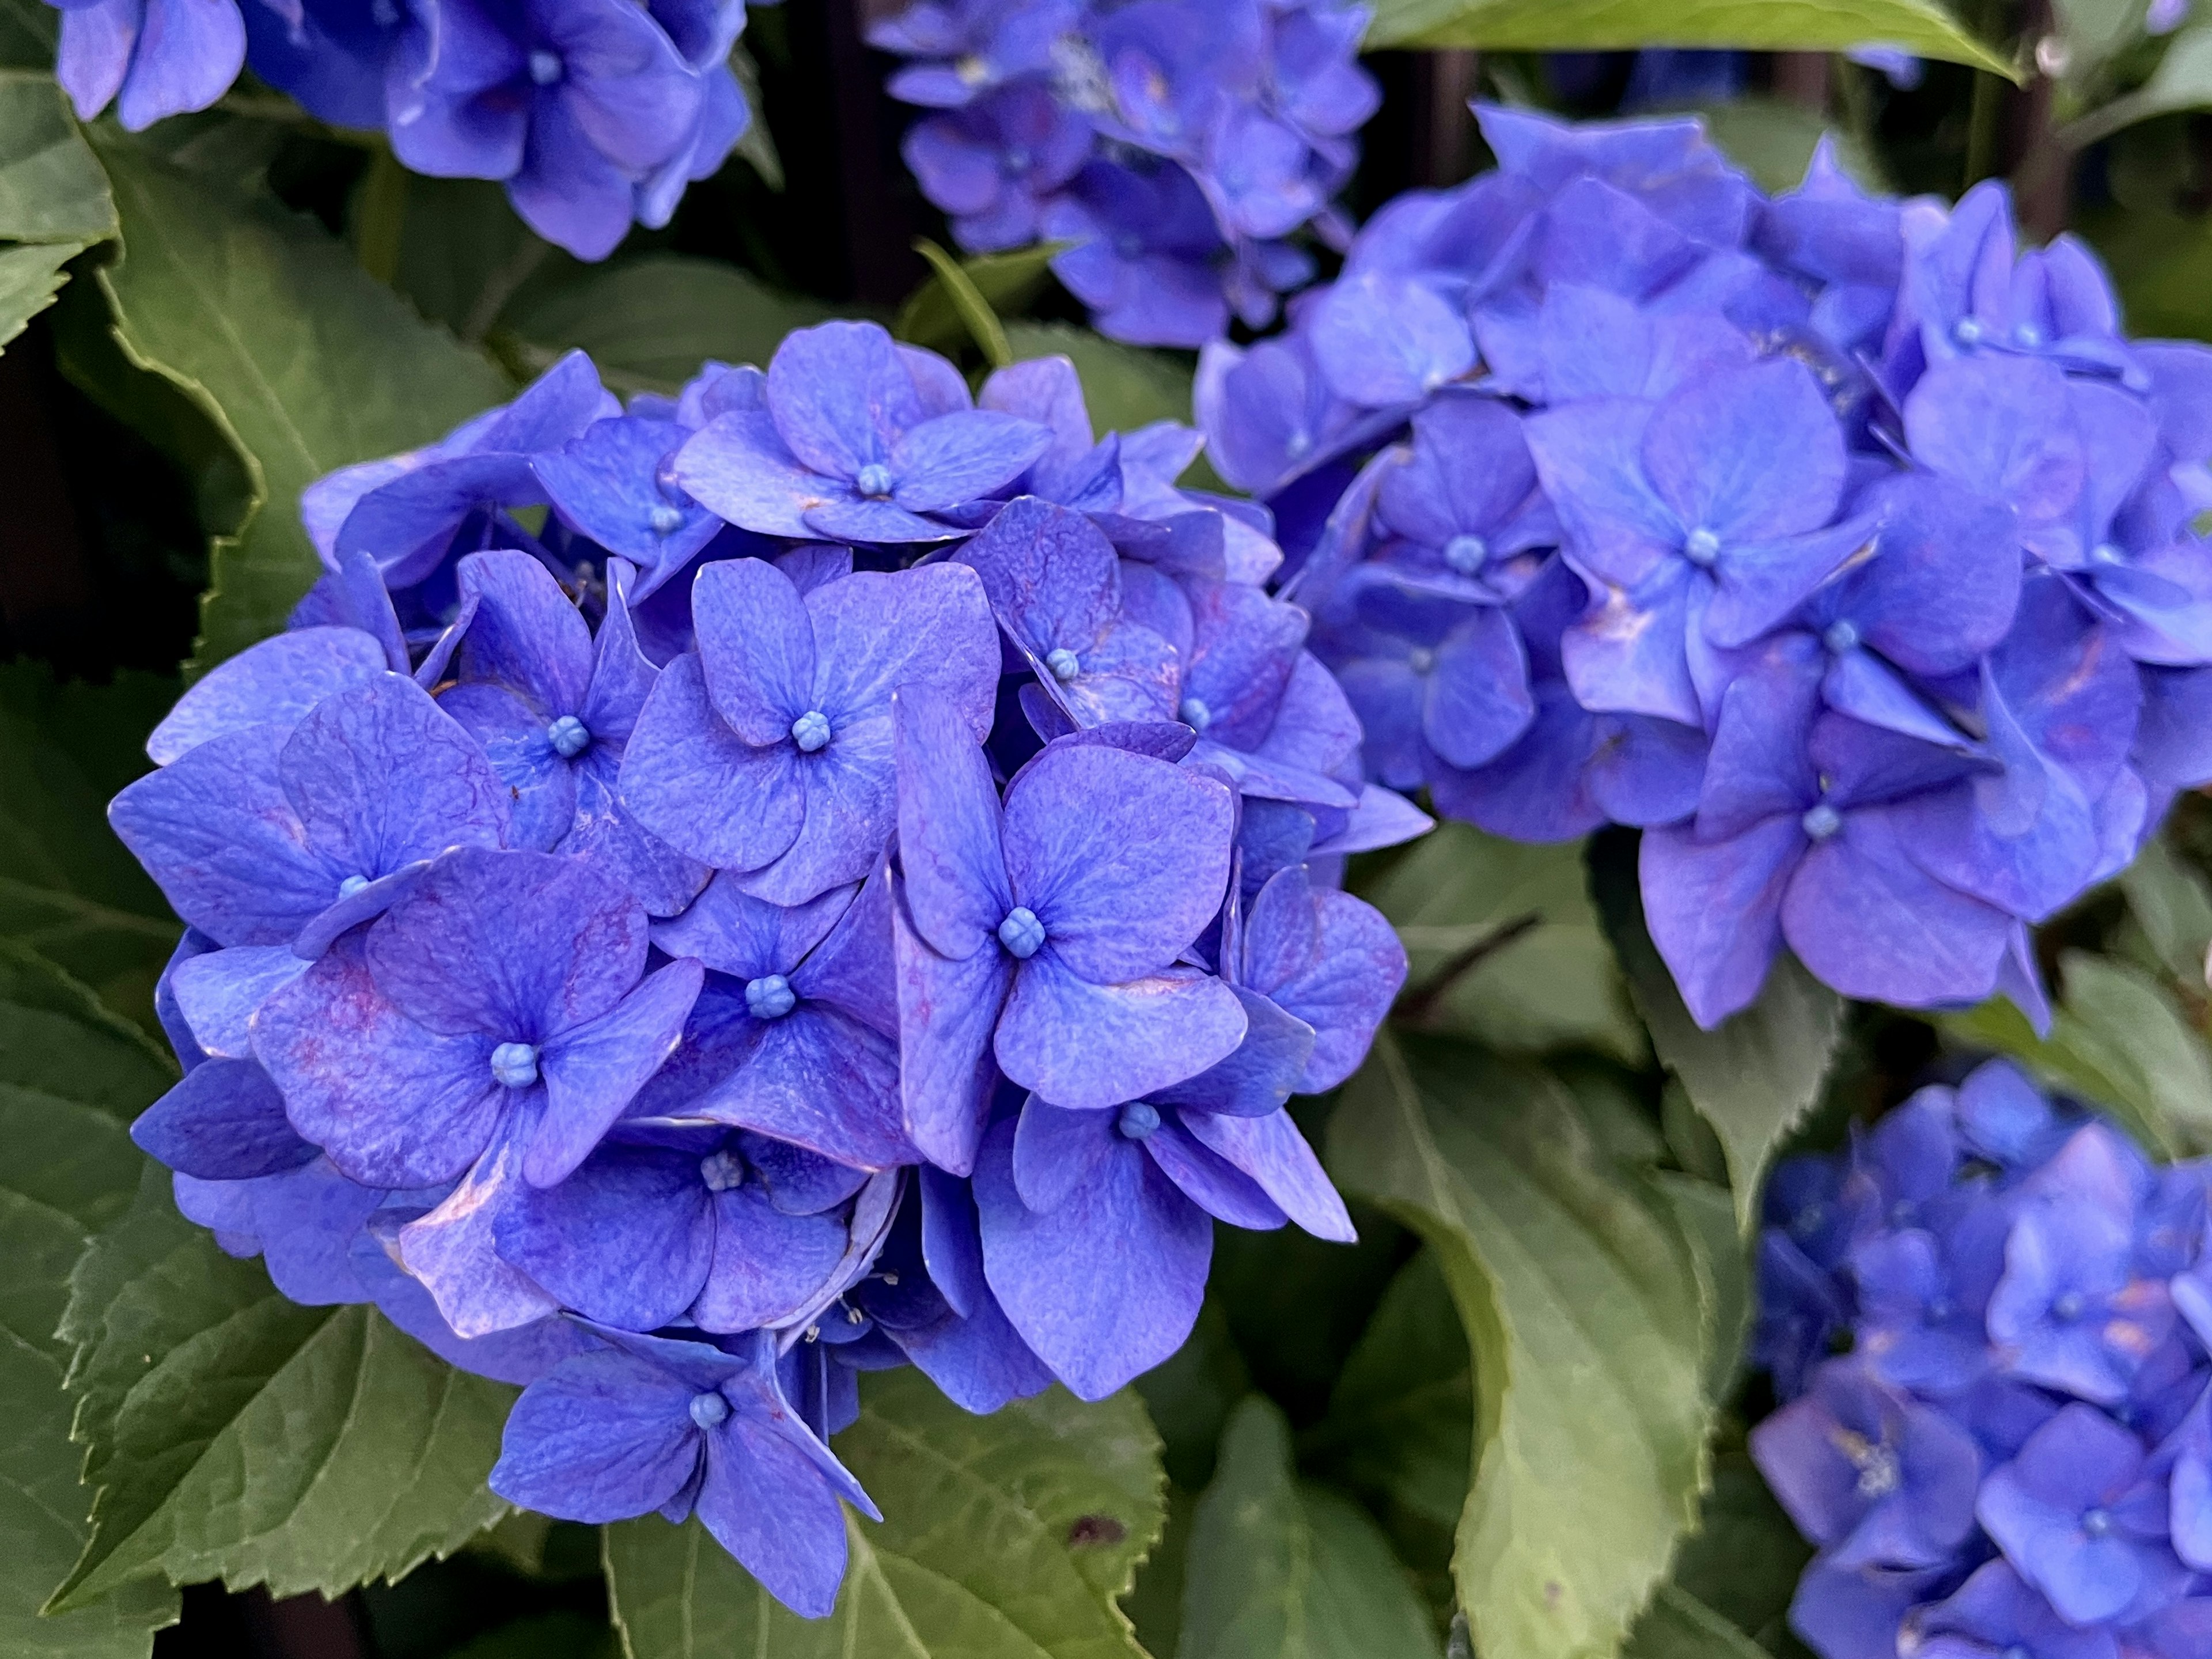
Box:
(745, 974), (796, 1020)
(998, 906), (1044, 959)
(2092, 542), (2126, 566)
(1954, 316), (1986, 347)
(528, 48), (563, 85)
(1802, 803), (1843, 841)
(790, 710), (832, 752)
(1683, 528), (1722, 568)
(1046, 647), (1081, 682)
(855, 462), (894, 499)
(338, 873), (372, 899)
(2015, 322), (2046, 348)
(2082, 1506), (2112, 1537)
(1444, 533), (1488, 575)
(1117, 1101), (1161, 1140)
(699, 1148), (745, 1191)
(547, 714), (591, 758)
(688, 1391), (730, 1429)
(956, 53), (989, 85)
(1178, 696), (1211, 731)
(649, 503), (684, 535)
(1854, 1444), (1900, 1499)
(2053, 1290), (2086, 1321)
(1001, 144), (1032, 175)
(1823, 619), (1861, 654)
(1407, 646), (1436, 675)
(490, 1041), (539, 1089)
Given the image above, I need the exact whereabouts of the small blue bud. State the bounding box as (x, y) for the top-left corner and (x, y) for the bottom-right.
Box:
(1823, 619), (1861, 655)
(649, 504), (684, 535)
(547, 714), (591, 758)
(1283, 430), (1312, 461)
(528, 48), (563, 85)
(1117, 1101), (1161, 1140)
(1801, 803), (1843, 842)
(745, 974), (797, 1020)
(790, 710), (832, 752)
(338, 874), (372, 899)
(1443, 533), (1488, 575)
(490, 1041), (539, 1089)
(1001, 144), (1032, 175)
(1178, 696), (1211, 731)
(1853, 1444), (1900, 1499)
(2081, 1506), (2112, 1537)
(699, 1148), (746, 1191)
(1407, 646), (1435, 675)
(855, 462), (894, 499)
(2053, 1291), (2085, 1321)
(1046, 647), (1081, 682)
(689, 1391), (730, 1429)
(1953, 316), (1986, 347)
(1682, 528), (1722, 568)
(2092, 542), (2126, 566)
(2014, 322), (2044, 348)
(998, 906), (1044, 959)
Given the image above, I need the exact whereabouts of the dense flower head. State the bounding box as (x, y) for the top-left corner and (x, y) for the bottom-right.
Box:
(872, 0), (1378, 346)
(1749, 1059), (2212, 1659)
(1202, 103), (2212, 1030)
(110, 317), (1420, 1615)
(45, 0), (761, 257)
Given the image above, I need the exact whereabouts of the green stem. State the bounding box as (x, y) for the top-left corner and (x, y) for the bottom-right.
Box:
(1964, 0), (2012, 188)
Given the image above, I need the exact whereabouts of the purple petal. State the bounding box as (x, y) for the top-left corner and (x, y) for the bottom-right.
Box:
(650, 873), (852, 982)
(997, 955), (1247, 1112)
(694, 1005), (914, 1169)
(1642, 358), (1844, 543)
(399, 1135), (561, 1337)
(495, 1143), (714, 1330)
(618, 652), (808, 869)
(530, 958), (702, 1187)
(767, 320), (923, 480)
(452, 550), (596, 716)
(889, 411), (1051, 512)
(808, 562), (1001, 737)
(1152, 986), (1314, 1118)
(893, 682), (1013, 959)
(694, 557), (817, 745)
(491, 1348), (701, 1521)
(1642, 815), (1802, 1029)
(1183, 1108), (1355, 1242)
(1142, 1113), (1286, 1229)
(692, 1182), (851, 1333)
(147, 628), (388, 764)
(1011, 1094), (1119, 1214)
(171, 945), (307, 1058)
(893, 882), (1012, 1176)
(697, 1406), (854, 1619)
(132, 1058), (315, 1180)
(669, 410), (827, 539)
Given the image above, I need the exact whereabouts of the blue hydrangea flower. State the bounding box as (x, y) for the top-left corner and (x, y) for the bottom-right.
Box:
(49, 0), (244, 130)
(490, 1327), (879, 1618)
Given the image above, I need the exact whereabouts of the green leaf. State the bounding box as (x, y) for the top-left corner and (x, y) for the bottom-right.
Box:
(0, 238), (80, 347)
(496, 253), (836, 396)
(88, 132), (511, 671)
(1361, 822), (1642, 1060)
(1306, 1249), (1472, 1539)
(0, 0), (56, 68)
(0, 662), (181, 1033)
(999, 319), (1196, 437)
(1664, 1443), (1814, 1652)
(1942, 950), (2212, 1156)
(1656, 1172), (1751, 1404)
(729, 41), (782, 191)
(0, 941), (179, 1659)
(1592, 833), (1845, 1229)
(442, 1611), (618, 1659)
(897, 243), (1068, 361)
(1179, 1396), (1442, 1659)
(2063, 24), (2212, 146)
(1328, 1035), (1712, 1659)
(604, 1369), (1163, 1659)
(1361, 0), (2015, 74)
(908, 237), (1016, 368)
(2119, 834), (2212, 986)
(0, 70), (115, 243)
(1685, 97), (1887, 195)
(1623, 1586), (1773, 1659)
(50, 1168), (513, 1609)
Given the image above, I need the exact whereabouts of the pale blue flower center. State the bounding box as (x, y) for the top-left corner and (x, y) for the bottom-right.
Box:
(491, 1041), (539, 1089)
(1852, 1443), (1900, 1499)
(528, 48), (563, 85)
(1407, 646), (1435, 675)
(855, 462), (894, 498)
(2053, 1290), (2086, 1321)
(1823, 620), (1861, 654)
(790, 710), (832, 752)
(998, 906), (1044, 958)
(699, 1148), (745, 1191)
(338, 874), (372, 899)
(1001, 144), (1032, 175)
(2082, 1506), (2112, 1537)
(1179, 696), (1211, 731)
(1802, 803), (1843, 841)
(1117, 1101), (1161, 1140)
(547, 714), (591, 758)
(1046, 647), (1081, 682)
(689, 1391), (730, 1429)
(1954, 316), (1986, 347)
(2092, 542), (2126, 566)
(2014, 322), (2045, 348)
(649, 504), (684, 535)
(1683, 528), (1722, 568)
(1444, 533), (1488, 574)
(746, 974), (797, 1020)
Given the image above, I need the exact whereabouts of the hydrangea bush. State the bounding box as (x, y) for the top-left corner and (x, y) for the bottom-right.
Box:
(32, 1), (2212, 1657)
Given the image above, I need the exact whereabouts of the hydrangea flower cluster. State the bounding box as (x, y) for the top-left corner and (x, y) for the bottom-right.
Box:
(1750, 1059), (2212, 1659)
(870, 0), (1378, 347)
(44, 0), (760, 257)
(106, 317), (1422, 1615)
(1198, 103), (2212, 1031)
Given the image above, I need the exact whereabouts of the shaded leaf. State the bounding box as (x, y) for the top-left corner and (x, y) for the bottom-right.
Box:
(1665, 1444), (1815, 1653)
(899, 243), (1067, 360)
(51, 1168), (513, 1609)
(2064, 23), (2212, 145)
(1592, 832), (1845, 1228)
(0, 70), (115, 243)
(497, 253), (835, 396)
(1943, 949), (2212, 1156)
(0, 0), (55, 67)
(89, 132), (510, 670)
(1362, 823), (1642, 1060)
(1362, 0), (2014, 74)
(0, 662), (180, 1033)
(2119, 834), (2212, 986)
(1179, 1396), (1440, 1659)
(1624, 1585), (1774, 1659)
(0, 235), (80, 347)
(0, 941), (179, 1659)
(1685, 97), (1885, 194)
(1328, 1035), (1711, 1659)
(603, 1369), (1163, 1659)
